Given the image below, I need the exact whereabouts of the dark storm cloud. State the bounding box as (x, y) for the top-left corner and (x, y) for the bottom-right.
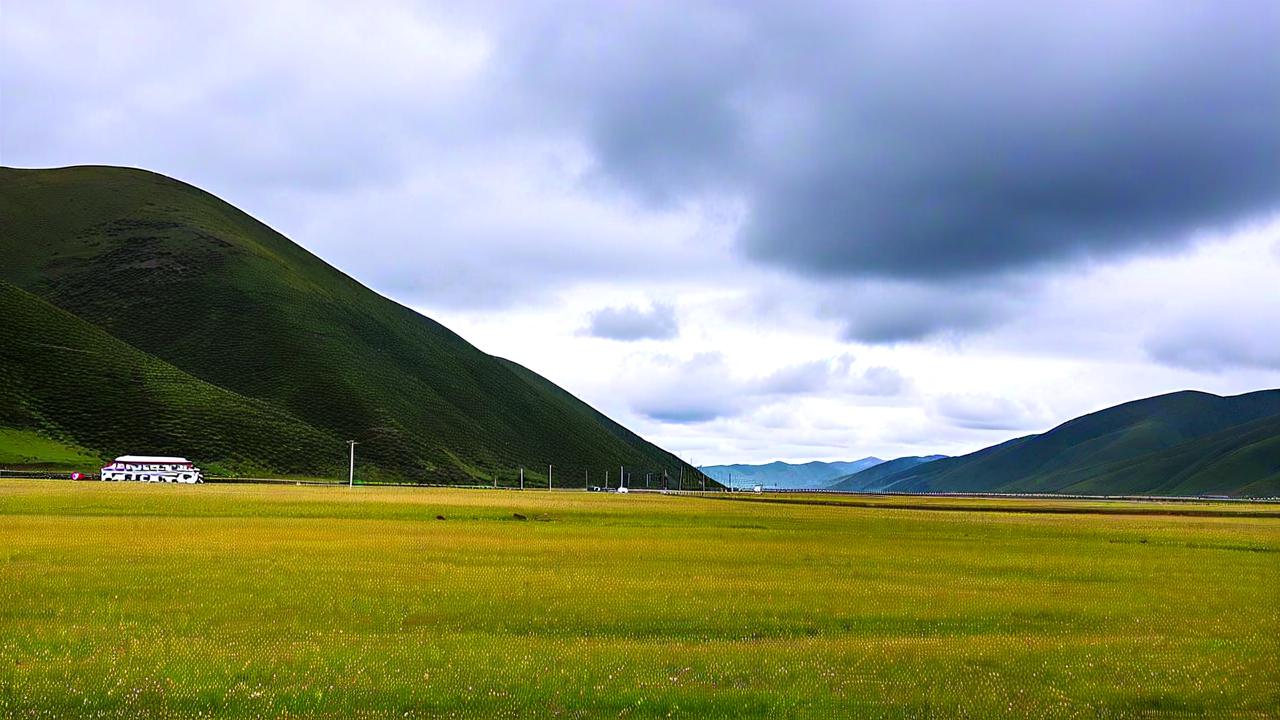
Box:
(504, 1), (1280, 279)
(500, 2), (754, 206)
(585, 303), (679, 341)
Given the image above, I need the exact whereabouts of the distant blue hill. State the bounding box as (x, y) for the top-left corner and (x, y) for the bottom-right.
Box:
(701, 458), (882, 489)
(826, 455), (948, 492)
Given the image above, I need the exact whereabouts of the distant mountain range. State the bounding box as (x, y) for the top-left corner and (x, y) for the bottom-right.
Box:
(826, 455), (948, 492)
(851, 390), (1280, 497)
(701, 458), (882, 489)
(0, 165), (709, 485)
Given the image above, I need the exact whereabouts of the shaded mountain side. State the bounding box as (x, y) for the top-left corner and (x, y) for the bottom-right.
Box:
(826, 455), (947, 492)
(876, 390), (1280, 497)
(702, 458), (882, 489)
(1, 281), (340, 475)
(0, 165), (711, 485)
(1021, 414), (1280, 497)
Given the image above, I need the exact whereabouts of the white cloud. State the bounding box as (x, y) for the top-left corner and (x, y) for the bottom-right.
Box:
(1145, 313), (1280, 372)
(626, 353), (745, 423)
(623, 352), (911, 426)
(928, 394), (1050, 431)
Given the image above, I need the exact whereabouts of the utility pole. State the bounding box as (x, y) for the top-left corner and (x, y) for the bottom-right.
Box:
(548, 464), (553, 492)
(584, 469), (589, 490)
(605, 470), (609, 489)
(347, 440), (358, 487)
(520, 467), (524, 490)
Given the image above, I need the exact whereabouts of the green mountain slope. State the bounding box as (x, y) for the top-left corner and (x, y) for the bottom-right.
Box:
(1, 280), (339, 474)
(0, 165), (707, 484)
(1031, 414), (1280, 497)
(0, 428), (103, 469)
(877, 390), (1280, 496)
(825, 455), (946, 492)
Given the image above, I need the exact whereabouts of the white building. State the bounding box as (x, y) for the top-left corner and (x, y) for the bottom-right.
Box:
(101, 456), (203, 484)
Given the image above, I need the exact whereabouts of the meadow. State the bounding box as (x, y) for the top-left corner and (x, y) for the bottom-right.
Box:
(0, 480), (1276, 718)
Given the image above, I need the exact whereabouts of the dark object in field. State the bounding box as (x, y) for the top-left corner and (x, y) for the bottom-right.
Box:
(435, 515), (445, 520)
(512, 513), (527, 521)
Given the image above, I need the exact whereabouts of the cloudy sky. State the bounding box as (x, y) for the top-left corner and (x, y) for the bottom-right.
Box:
(4, 1), (1279, 464)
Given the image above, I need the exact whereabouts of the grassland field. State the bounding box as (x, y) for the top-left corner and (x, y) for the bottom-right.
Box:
(0, 479), (1276, 718)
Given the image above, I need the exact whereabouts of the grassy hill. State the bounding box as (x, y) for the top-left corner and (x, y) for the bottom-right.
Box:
(0, 428), (103, 469)
(0, 165), (709, 484)
(825, 455), (946, 492)
(1, 280), (340, 475)
(875, 390), (1280, 497)
(1025, 414), (1280, 497)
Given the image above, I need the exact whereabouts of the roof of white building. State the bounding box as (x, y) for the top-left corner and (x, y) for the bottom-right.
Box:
(112, 455), (194, 464)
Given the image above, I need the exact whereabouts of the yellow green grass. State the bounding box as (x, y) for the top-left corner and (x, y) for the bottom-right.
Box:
(1, 480), (1277, 718)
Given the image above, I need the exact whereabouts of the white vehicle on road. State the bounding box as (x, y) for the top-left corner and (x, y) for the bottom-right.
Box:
(100, 455), (203, 483)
